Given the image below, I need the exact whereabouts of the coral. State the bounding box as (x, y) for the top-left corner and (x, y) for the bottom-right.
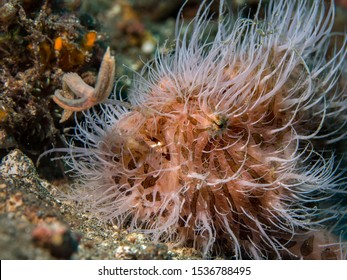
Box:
(0, 0), (104, 160)
(55, 0), (347, 259)
(0, 0), (18, 29)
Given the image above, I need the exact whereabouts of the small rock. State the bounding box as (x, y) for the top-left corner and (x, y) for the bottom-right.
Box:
(0, 149), (37, 178)
(32, 221), (80, 259)
(115, 242), (170, 260)
(6, 192), (23, 212)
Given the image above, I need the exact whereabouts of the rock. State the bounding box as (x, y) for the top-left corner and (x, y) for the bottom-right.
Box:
(0, 149), (78, 259)
(0, 149), (183, 260)
(32, 221), (81, 259)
